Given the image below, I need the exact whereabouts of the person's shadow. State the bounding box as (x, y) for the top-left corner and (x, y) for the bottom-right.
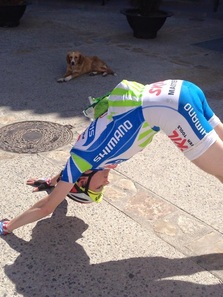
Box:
(2, 200), (223, 297)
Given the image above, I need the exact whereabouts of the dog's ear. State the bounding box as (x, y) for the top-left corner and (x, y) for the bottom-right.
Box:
(66, 52), (71, 64)
(78, 54), (84, 64)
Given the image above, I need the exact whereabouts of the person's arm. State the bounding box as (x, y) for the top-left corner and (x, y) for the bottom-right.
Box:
(6, 180), (74, 233)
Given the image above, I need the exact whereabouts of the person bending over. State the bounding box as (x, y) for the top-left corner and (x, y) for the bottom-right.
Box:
(1, 79), (223, 235)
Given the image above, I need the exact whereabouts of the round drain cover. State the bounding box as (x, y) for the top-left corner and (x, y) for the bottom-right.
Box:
(0, 121), (74, 153)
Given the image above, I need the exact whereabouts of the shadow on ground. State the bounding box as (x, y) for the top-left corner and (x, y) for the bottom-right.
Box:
(2, 201), (223, 297)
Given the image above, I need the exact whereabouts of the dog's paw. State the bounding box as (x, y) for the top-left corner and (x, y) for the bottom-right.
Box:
(57, 78), (65, 83)
(64, 75), (73, 82)
(89, 72), (98, 76)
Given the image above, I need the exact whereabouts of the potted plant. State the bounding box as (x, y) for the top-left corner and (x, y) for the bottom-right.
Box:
(121, 0), (173, 39)
(0, 0), (28, 27)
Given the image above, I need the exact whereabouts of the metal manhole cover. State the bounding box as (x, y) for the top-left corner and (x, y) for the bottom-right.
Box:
(0, 121), (74, 153)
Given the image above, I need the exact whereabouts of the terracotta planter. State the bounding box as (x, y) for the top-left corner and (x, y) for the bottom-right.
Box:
(121, 9), (173, 39)
(0, 3), (27, 27)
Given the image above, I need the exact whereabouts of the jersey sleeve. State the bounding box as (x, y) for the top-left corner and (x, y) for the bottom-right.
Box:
(60, 153), (92, 183)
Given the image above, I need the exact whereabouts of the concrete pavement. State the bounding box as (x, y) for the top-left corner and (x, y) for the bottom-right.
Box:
(0, 0), (223, 296)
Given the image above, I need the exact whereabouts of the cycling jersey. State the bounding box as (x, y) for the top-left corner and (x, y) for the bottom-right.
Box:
(61, 79), (220, 183)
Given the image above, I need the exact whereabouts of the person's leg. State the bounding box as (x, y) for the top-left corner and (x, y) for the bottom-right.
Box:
(192, 134), (223, 183)
(190, 86), (223, 181)
(170, 82), (223, 182)
(214, 122), (223, 141)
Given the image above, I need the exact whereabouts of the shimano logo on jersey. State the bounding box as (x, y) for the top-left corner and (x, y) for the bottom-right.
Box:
(93, 120), (133, 162)
(168, 80), (178, 95)
(184, 103), (207, 136)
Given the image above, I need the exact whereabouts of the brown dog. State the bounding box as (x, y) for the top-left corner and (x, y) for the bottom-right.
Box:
(57, 51), (116, 82)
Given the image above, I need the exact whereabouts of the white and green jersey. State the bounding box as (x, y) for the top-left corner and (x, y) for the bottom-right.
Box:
(61, 79), (219, 183)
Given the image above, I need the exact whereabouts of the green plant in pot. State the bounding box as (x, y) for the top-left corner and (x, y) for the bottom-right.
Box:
(121, 0), (173, 39)
(0, 0), (28, 27)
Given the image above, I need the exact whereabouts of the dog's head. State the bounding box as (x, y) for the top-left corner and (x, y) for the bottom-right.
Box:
(66, 51), (84, 66)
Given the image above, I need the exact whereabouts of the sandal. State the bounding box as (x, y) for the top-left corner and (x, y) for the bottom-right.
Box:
(0, 220), (11, 235)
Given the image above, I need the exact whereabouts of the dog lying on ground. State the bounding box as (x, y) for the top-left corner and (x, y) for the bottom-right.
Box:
(57, 51), (116, 82)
